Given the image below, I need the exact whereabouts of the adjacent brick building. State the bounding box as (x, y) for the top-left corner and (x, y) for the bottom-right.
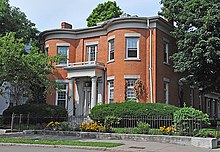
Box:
(40, 16), (219, 117)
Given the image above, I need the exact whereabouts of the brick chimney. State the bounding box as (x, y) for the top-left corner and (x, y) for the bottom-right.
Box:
(61, 22), (72, 29)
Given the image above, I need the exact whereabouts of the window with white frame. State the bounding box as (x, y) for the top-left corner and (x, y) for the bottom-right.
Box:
(108, 80), (114, 103)
(163, 41), (169, 63)
(108, 39), (114, 61)
(56, 83), (68, 108)
(86, 45), (97, 61)
(126, 79), (137, 101)
(126, 37), (139, 59)
(164, 79), (169, 104)
(57, 46), (68, 64)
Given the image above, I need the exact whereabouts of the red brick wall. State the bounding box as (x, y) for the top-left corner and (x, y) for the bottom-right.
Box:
(44, 27), (183, 107)
(155, 29), (180, 106)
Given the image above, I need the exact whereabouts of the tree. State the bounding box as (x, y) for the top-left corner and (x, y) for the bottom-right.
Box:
(160, 0), (220, 93)
(0, 33), (58, 104)
(86, 1), (123, 27)
(0, 0), (38, 43)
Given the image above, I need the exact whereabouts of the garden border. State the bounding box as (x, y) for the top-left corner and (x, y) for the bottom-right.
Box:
(23, 130), (217, 149)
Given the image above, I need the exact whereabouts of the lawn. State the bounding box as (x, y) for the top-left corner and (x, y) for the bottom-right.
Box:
(0, 138), (123, 148)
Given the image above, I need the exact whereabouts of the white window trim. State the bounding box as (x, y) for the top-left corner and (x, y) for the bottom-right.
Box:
(107, 76), (115, 81)
(125, 78), (138, 102)
(108, 78), (114, 104)
(124, 33), (141, 37)
(108, 38), (114, 61)
(56, 43), (70, 47)
(163, 77), (170, 82)
(56, 45), (69, 67)
(86, 45), (98, 61)
(85, 41), (98, 46)
(45, 44), (49, 49)
(55, 81), (69, 109)
(124, 75), (140, 79)
(108, 35), (115, 41)
(125, 37), (140, 60)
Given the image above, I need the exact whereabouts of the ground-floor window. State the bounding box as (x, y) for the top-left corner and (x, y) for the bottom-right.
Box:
(164, 80), (169, 104)
(126, 79), (137, 101)
(108, 80), (114, 103)
(56, 83), (68, 108)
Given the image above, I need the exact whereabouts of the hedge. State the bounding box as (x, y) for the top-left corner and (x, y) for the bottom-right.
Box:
(3, 104), (67, 124)
(90, 100), (179, 119)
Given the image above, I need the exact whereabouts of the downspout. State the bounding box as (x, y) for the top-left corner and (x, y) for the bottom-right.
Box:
(147, 19), (153, 103)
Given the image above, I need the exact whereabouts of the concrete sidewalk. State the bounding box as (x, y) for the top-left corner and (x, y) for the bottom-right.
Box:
(0, 133), (220, 152)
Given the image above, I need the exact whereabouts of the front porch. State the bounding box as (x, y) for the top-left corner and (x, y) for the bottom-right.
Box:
(64, 61), (105, 116)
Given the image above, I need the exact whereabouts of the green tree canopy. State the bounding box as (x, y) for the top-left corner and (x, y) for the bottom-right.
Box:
(0, 0), (38, 43)
(86, 1), (123, 27)
(0, 33), (58, 104)
(160, 0), (220, 92)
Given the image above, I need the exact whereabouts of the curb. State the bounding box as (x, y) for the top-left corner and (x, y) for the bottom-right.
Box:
(23, 130), (218, 149)
(0, 143), (109, 151)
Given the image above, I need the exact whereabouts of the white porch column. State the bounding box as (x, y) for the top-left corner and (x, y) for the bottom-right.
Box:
(97, 78), (103, 104)
(91, 76), (97, 109)
(68, 78), (74, 116)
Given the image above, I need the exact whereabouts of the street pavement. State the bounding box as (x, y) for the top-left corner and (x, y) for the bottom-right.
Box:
(1, 133), (220, 152)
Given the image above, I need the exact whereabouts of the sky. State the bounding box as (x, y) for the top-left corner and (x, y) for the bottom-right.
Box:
(9, 0), (162, 32)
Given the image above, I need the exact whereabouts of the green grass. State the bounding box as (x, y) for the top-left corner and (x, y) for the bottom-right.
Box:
(0, 138), (123, 148)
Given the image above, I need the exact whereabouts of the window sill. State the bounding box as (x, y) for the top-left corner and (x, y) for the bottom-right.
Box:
(124, 58), (141, 61)
(163, 62), (170, 66)
(56, 64), (67, 68)
(107, 60), (115, 64)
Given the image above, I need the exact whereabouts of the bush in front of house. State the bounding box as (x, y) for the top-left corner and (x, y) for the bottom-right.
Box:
(3, 104), (67, 124)
(173, 106), (210, 136)
(90, 100), (179, 120)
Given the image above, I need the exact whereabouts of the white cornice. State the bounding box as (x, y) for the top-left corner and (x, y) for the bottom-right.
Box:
(40, 16), (174, 41)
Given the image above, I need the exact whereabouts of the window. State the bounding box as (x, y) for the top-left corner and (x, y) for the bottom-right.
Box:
(126, 38), (139, 59)
(108, 80), (114, 103)
(108, 39), (114, 61)
(164, 81), (169, 104)
(58, 46), (68, 64)
(126, 79), (137, 101)
(190, 87), (194, 106)
(163, 42), (169, 63)
(86, 45), (97, 61)
(56, 83), (68, 108)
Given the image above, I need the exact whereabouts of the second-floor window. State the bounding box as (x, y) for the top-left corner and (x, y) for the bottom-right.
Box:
(86, 45), (97, 61)
(163, 42), (169, 63)
(108, 39), (114, 61)
(126, 38), (139, 59)
(58, 46), (68, 64)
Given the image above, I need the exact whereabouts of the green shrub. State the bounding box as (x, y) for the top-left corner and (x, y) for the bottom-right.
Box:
(3, 104), (67, 124)
(104, 116), (121, 132)
(58, 121), (73, 131)
(174, 106), (210, 136)
(195, 128), (217, 138)
(90, 100), (179, 119)
(136, 121), (150, 134)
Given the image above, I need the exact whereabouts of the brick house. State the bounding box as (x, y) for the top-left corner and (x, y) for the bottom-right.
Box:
(40, 16), (219, 117)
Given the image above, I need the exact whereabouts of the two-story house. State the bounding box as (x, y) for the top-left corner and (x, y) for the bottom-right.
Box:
(40, 15), (219, 117)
